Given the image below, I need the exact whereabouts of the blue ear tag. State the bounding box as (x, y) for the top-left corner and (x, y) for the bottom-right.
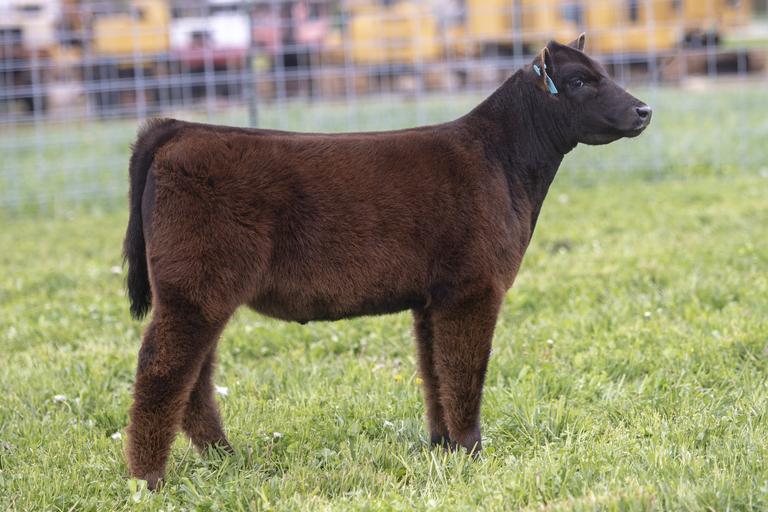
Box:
(533, 63), (558, 95)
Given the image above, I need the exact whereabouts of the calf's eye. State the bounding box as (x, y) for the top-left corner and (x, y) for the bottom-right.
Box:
(570, 78), (584, 89)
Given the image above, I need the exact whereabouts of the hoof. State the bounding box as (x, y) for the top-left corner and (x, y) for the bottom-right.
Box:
(453, 429), (482, 456)
(430, 432), (456, 450)
(141, 470), (163, 491)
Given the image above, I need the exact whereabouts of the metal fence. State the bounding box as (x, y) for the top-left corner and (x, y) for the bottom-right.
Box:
(2, 0), (767, 215)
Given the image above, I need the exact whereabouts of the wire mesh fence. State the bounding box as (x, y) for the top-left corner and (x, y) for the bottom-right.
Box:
(1, 0), (767, 216)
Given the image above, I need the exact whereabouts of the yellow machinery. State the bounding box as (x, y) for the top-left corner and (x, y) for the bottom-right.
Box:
(682, 0), (752, 37)
(585, 0), (752, 53)
(465, 0), (578, 54)
(585, 0), (680, 54)
(86, 0), (172, 115)
(463, 0), (752, 55)
(342, 0), (753, 68)
(92, 0), (170, 56)
(346, 0), (441, 65)
(466, 0), (511, 47)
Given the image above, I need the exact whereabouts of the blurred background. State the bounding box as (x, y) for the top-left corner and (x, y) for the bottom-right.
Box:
(2, 8), (767, 505)
(1, 0), (767, 215)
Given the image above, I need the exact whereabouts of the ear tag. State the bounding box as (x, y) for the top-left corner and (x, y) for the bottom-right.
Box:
(533, 63), (558, 95)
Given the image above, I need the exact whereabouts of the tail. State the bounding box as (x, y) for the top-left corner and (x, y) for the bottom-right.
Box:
(123, 118), (182, 319)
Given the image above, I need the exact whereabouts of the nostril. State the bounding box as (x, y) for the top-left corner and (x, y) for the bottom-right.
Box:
(636, 105), (652, 119)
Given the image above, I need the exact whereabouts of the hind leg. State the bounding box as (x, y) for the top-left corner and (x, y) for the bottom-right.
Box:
(181, 347), (231, 453)
(413, 309), (452, 447)
(430, 288), (502, 453)
(126, 298), (230, 490)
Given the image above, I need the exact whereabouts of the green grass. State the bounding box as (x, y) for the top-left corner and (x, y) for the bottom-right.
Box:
(2, 173), (767, 510)
(1, 89), (768, 509)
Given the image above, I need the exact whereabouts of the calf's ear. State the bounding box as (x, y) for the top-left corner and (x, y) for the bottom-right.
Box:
(568, 32), (586, 51)
(534, 47), (557, 94)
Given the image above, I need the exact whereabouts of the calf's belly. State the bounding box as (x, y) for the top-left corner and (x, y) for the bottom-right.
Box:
(246, 231), (433, 322)
(247, 286), (426, 323)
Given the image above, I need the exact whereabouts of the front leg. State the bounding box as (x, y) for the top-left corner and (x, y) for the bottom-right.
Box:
(430, 287), (502, 453)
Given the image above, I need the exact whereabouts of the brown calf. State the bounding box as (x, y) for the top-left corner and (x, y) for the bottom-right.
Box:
(123, 34), (651, 489)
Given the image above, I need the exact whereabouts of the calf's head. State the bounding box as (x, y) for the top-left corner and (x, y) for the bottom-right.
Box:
(532, 34), (652, 145)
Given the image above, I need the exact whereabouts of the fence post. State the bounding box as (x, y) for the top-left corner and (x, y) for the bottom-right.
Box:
(243, 0), (258, 127)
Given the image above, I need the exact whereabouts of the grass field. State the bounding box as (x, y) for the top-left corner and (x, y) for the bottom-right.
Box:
(1, 88), (768, 510)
